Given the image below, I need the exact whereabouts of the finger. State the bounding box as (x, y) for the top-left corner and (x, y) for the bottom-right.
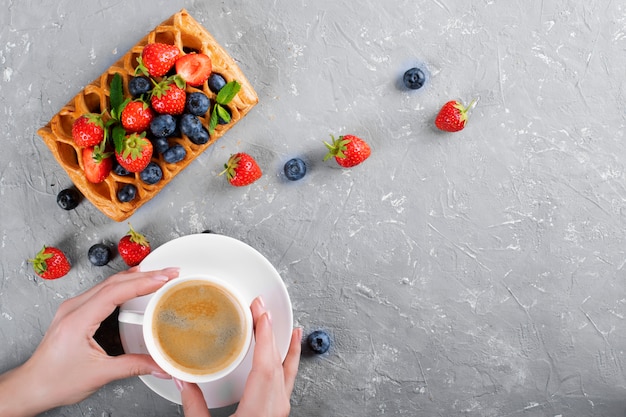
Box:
(283, 328), (303, 395)
(250, 296), (266, 326)
(177, 380), (211, 417)
(82, 268), (180, 325)
(96, 353), (169, 385)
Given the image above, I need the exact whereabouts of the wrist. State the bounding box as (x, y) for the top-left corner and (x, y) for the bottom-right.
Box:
(0, 362), (55, 417)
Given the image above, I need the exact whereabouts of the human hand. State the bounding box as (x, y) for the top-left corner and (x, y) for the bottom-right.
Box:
(0, 267), (179, 417)
(177, 297), (302, 417)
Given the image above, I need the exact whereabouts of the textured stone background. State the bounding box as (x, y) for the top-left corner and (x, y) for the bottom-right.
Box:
(1, 0), (626, 416)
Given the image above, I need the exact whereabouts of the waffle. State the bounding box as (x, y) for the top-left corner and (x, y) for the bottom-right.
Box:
(37, 9), (258, 221)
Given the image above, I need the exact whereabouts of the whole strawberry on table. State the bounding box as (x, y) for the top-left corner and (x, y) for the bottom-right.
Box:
(324, 134), (371, 168)
(28, 246), (71, 280)
(434, 98), (478, 132)
(118, 224), (151, 267)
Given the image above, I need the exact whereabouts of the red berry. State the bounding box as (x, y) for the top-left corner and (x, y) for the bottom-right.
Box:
(323, 134), (371, 168)
(82, 145), (113, 183)
(151, 78), (186, 115)
(29, 246), (71, 280)
(72, 114), (105, 147)
(118, 224), (151, 267)
(175, 53), (212, 87)
(114, 132), (153, 173)
(138, 43), (180, 78)
(221, 153), (262, 187)
(121, 101), (154, 133)
(434, 99), (477, 132)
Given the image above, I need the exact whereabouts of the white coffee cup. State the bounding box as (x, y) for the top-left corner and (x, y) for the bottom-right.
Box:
(118, 275), (253, 383)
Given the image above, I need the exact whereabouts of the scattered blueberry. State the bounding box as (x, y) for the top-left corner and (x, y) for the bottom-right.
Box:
(217, 106), (232, 125)
(163, 144), (187, 164)
(202, 229), (213, 234)
(150, 114), (177, 138)
(186, 92), (210, 116)
(112, 162), (132, 177)
(140, 162), (163, 185)
(117, 184), (137, 203)
(88, 243), (112, 266)
(152, 136), (170, 154)
(56, 188), (81, 210)
(180, 114), (210, 145)
(307, 330), (331, 354)
(128, 76), (152, 98)
(284, 158), (307, 181)
(208, 73), (227, 93)
(403, 67), (426, 90)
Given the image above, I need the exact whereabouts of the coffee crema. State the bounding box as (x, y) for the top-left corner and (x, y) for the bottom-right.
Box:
(152, 279), (247, 375)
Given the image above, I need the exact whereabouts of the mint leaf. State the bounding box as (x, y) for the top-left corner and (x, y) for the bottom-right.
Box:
(112, 124), (126, 154)
(209, 106), (219, 135)
(216, 80), (241, 105)
(216, 104), (231, 124)
(110, 73), (124, 115)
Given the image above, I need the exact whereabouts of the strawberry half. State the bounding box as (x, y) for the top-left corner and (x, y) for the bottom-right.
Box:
(118, 224), (151, 267)
(175, 53), (212, 87)
(29, 246), (71, 280)
(72, 113), (105, 147)
(121, 100), (154, 133)
(151, 76), (187, 115)
(434, 99), (477, 132)
(220, 153), (262, 187)
(323, 134), (371, 168)
(114, 132), (153, 173)
(136, 43), (181, 78)
(82, 143), (113, 183)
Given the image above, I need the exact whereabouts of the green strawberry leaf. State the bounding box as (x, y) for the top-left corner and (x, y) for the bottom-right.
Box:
(216, 80), (241, 105)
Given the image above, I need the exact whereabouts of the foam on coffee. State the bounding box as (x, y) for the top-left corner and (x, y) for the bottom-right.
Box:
(152, 280), (247, 375)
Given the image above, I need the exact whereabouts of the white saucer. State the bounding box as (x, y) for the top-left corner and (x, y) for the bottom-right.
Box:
(119, 233), (293, 408)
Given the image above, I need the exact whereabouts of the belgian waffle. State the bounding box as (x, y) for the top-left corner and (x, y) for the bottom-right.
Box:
(37, 9), (258, 221)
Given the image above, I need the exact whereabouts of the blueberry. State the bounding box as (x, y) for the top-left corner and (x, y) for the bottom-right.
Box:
(307, 330), (331, 354)
(150, 114), (177, 138)
(403, 67), (426, 90)
(56, 188), (81, 210)
(284, 158), (307, 181)
(152, 136), (170, 154)
(88, 243), (111, 266)
(112, 162), (133, 177)
(180, 114), (210, 145)
(140, 162), (163, 185)
(185, 92), (210, 116)
(128, 76), (152, 97)
(163, 144), (187, 163)
(117, 184), (137, 202)
(208, 73), (227, 93)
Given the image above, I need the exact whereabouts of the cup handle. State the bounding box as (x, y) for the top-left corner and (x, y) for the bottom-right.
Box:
(118, 310), (145, 326)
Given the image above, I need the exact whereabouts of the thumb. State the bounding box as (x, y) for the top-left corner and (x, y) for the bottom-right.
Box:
(99, 353), (170, 383)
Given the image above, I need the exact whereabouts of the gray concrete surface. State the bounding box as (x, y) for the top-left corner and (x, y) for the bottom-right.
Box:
(2, 0), (626, 416)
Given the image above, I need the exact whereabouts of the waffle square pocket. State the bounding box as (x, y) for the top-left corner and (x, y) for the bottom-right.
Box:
(38, 9), (258, 221)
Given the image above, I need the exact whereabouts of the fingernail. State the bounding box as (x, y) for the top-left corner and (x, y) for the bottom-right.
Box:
(265, 311), (273, 325)
(174, 378), (184, 392)
(296, 327), (303, 340)
(151, 371), (171, 380)
(257, 296), (266, 307)
(163, 267), (180, 274)
(151, 274), (169, 282)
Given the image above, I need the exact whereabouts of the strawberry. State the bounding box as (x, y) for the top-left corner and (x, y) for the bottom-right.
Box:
(82, 143), (113, 183)
(151, 76), (186, 115)
(118, 224), (151, 267)
(136, 43), (181, 78)
(72, 113), (105, 147)
(323, 134), (371, 168)
(114, 132), (153, 173)
(434, 99), (477, 132)
(28, 246), (71, 280)
(121, 100), (154, 133)
(220, 153), (262, 187)
(175, 53), (212, 87)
